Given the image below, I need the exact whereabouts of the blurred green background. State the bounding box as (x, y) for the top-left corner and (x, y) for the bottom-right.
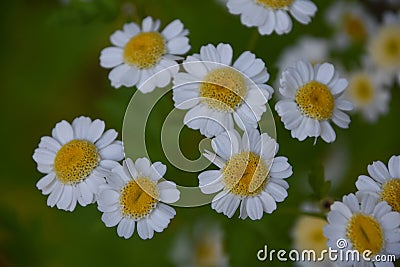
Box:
(0, 0), (399, 266)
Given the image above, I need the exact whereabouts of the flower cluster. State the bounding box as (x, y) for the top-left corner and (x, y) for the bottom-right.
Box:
(32, 3), (400, 266)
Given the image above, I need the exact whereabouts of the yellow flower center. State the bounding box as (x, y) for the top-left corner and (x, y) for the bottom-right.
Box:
(199, 67), (247, 112)
(380, 178), (400, 213)
(194, 237), (220, 267)
(295, 81), (335, 120)
(343, 14), (367, 42)
(123, 32), (166, 69)
(54, 140), (99, 184)
(346, 214), (383, 256)
(348, 73), (374, 106)
(255, 0), (294, 9)
(120, 177), (159, 219)
(294, 216), (328, 254)
(370, 25), (400, 69)
(222, 152), (268, 197)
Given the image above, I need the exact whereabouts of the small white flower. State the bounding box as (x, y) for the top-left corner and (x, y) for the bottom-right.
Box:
(368, 11), (400, 84)
(325, 1), (377, 49)
(173, 43), (273, 138)
(276, 36), (330, 72)
(33, 116), (124, 211)
(293, 216), (338, 267)
(356, 155), (400, 214)
(345, 58), (391, 123)
(97, 157), (180, 239)
(198, 129), (292, 220)
(226, 0), (317, 35)
(171, 221), (229, 267)
(100, 16), (190, 92)
(275, 59), (353, 143)
(324, 193), (400, 267)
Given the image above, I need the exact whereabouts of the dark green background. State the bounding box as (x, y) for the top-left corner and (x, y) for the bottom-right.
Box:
(0, 0), (399, 266)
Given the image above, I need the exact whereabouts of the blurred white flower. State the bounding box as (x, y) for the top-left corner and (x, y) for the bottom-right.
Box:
(171, 221), (228, 267)
(368, 11), (400, 84)
(345, 57), (391, 123)
(325, 1), (377, 49)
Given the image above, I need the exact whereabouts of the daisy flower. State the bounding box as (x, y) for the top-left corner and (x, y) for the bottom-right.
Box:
(97, 157), (180, 239)
(100, 16), (190, 92)
(325, 1), (376, 49)
(198, 129), (292, 220)
(368, 11), (400, 84)
(324, 193), (400, 266)
(171, 221), (228, 267)
(32, 116), (124, 211)
(226, 0), (317, 35)
(345, 58), (391, 123)
(275, 59), (353, 143)
(292, 216), (337, 267)
(356, 155), (400, 213)
(172, 43), (273, 138)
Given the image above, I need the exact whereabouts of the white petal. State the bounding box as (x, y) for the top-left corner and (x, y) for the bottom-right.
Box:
(102, 210), (122, 227)
(100, 47), (124, 68)
(117, 217), (135, 239)
(316, 63), (335, 84)
(246, 197), (263, 220)
(53, 120), (74, 144)
(388, 155), (400, 178)
(99, 143), (124, 161)
(158, 181), (180, 203)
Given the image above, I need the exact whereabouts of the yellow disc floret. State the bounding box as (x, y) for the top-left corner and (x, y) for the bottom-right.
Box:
(120, 177), (159, 219)
(54, 140), (99, 184)
(293, 216), (328, 254)
(346, 214), (383, 255)
(295, 81), (335, 120)
(348, 73), (374, 106)
(200, 67), (247, 112)
(343, 14), (367, 42)
(223, 152), (268, 197)
(123, 32), (166, 69)
(255, 0), (294, 9)
(380, 178), (400, 213)
(370, 25), (400, 69)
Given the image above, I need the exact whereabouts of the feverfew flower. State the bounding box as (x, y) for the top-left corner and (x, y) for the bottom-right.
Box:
(324, 193), (400, 266)
(356, 155), (400, 213)
(198, 129), (292, 220)
(173, 43), (273, 138)
(171, 222), (228, 267)
(97, 158), (180, 239)
(275, 60), (353, 143)
(292, 216), (337, 267)
(33, 116), (124, 211)
(276, 36), (330, 72)
(325, 1), (376, 49)
(100, 16), (190, 92)
(345, 58), (391, 123)
(368, 11), (400, 84)
(226, 0), (317, 35)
